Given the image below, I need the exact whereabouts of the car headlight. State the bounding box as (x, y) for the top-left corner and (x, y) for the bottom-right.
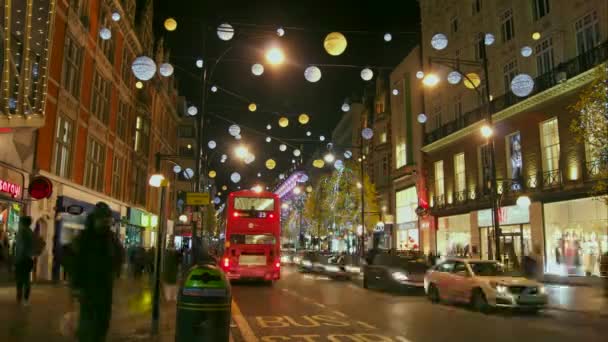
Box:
(325, 265), (340, 272)
(391, 271), (409, 281)
(490, 282), (509, 294)
(302, 260), (312, 267)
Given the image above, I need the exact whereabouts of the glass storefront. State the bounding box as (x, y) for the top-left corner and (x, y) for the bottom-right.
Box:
(395, 186), (419, 250)
(544, 198), (608, 277)
(437, 214), (470, 257)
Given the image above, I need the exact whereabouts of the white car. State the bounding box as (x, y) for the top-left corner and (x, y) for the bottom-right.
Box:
(424, 258), (548, 313)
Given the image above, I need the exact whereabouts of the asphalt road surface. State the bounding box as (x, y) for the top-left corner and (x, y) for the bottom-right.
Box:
(228, 267), (605, 342)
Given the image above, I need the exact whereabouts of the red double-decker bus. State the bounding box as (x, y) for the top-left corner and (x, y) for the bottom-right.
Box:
(221, 189), (281, 283)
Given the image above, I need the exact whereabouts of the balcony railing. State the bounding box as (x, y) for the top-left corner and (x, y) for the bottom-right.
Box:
(424, 40), (608, 145)
(542, 169), (562, 189)
(454, 190), (468, 204)
(585, 160), (608, 179)
(433, 195), (446, 209)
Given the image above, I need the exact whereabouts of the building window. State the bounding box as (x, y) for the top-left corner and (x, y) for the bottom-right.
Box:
(90, 71), (111, 124)
(453, 96), (463, 121)
(120, 48), (131, 85)
(396, 186), (418, 223)
(533, 0), (550, 21)
(61, 35), (83, 98)
(179, 145), (193, 157)
(540, 118), (560, 173)
(133, 165), (147, 206)
(111, 156), (123, 199)
(575, 12), (600, 55)
(396, 143), (406, 169)
(501, 9), (515, 43)
(471, 0), (481, 14)
(454, 153), (466, 193)
(434, 161), (445, 198)
(503, 59), (518, 95)
(116, 101), (128, 142)
(84, 138), (105, 192)
(375, 102), (384, 114)
(536, 37), (554, 75)
(134, 116), (150, 155)
(53, 115), (74, 178)
(451, 17), (459, 33)
(506, 132), (523, 189)
(97, 12), (114, 62)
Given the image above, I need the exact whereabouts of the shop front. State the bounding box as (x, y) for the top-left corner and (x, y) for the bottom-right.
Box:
(477, 205), (531, 270)
(0, 166), (25, 266)
(395, 186), (419, 251)
(543, 197), (607, 277)
(436, 214), (471, 257)
(126, 207), (158, 249)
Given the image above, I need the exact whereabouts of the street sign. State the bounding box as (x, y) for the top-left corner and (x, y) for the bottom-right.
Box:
(186, 192), (210, 205)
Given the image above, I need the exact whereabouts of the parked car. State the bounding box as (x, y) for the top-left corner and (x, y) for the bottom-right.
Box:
(322, 254), (350, 280)
(363, 252), (429, 292)
(424, 258), (548, 313)
(298, 251), (327, 273)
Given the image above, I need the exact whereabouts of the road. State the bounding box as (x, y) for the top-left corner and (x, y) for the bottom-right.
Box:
(229, 267), (606, 342)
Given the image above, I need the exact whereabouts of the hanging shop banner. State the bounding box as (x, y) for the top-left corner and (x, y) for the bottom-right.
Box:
(478, 205), (529, 227)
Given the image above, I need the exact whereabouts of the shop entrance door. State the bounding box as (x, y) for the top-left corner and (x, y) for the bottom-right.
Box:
(479, 224), (531, 270)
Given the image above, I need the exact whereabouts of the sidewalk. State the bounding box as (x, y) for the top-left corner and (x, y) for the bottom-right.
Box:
(0, 275), (176, 341)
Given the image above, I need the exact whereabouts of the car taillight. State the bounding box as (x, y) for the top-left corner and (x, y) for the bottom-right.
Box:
(223, 257), (230, 268)
(269, 214), (274, 218)
(233, 212), (239, 217)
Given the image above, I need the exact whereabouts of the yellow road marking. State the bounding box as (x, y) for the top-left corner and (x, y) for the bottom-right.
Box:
(232, 300), (259, 342)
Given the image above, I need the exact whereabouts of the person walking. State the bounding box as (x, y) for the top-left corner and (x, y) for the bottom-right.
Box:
(14, 216), (34, 305)
(68, 202), (124, 342)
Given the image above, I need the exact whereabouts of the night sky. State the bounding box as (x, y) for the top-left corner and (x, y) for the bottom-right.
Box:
(152, 0), (420, 193)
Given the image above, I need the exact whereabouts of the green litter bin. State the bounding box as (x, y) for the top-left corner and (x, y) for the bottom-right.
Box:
(175, 264), (232, 342)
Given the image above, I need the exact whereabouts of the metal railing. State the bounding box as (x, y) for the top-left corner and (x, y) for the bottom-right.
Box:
(585, 160), (608, 179)
(454, 190), (468, 203)
(424, 40), (608, 145)
(542, 169), (562, 188)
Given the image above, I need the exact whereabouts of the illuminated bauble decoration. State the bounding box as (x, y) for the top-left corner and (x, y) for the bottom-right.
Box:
(265, 137), (271, 143)
(228, 124), (241, 137)
(416, 71), (425, 79)
(532, 32), (541, 40)
(312, 159), (325, 168)
(208, 140), (216, 149)
(208, 170), (217, 178)
(306, 131), (311, 136)
(210, 85), (218, 93)
(196, 59), (204, 68)
(360, 68), (373, 81)
(392, 89), (399, 96)
(319, 135), (325, 142)
(251, 63), (264, 76)
(521, 46), (533, 57)
(278, 117), (289, 128)
(111, 12), (121, 22)
(279, 144), (287, 152)
(266, 124), (271, 130)
(132, 56), (157, 81)
(304, 66), (322, 83)
(279, 174), (285, 180)
(447, 71), (462, 85)
(172, 165), (182, 174)
(516, 196), (531, 208)
(361, 128), (374, 140)
(417, 113), (428, 124)
(277, 27), (285, 37)
(341, 103), (350, 112)
(265, 159), (276, 170)
(159, 63), (174, 77)
(298, 113), (309, 125)
(135, 81), (144, 89)
(244, 153), (255, 164)
(217, 23), (235, 41)
(230, 172), (241, 184)
(187, 106), (198, 116)
(323, 32), (348, 56)
(214, 197), (221, 205)
(334, 159), (345, 171)
(99, 27), (111, 40)
(431, 33), (448, 50)
(344, 150), (352, 159)
(511, 73), (534, 97)
(383, 33), (392, 42)
(292, 159), (296, 164)
(248, 103), (257, 112)
(463, 73), (481, 89)
(306, 185), (313, 193)
(184, 168), (195, 179)
(293, 149), (301, 157)
(235, 134), (242, 140)
(222, 185), (228, 191)
(484, 33), (495, 46)
(257, 173), (262, 177)
(164, 18), (177, 31)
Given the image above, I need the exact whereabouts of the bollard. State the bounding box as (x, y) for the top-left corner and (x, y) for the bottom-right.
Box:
(175, 264), (232, 342)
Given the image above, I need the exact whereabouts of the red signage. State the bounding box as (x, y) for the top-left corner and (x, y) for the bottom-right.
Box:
(0, 179), (21, 198)
(28, 176), (53, 200)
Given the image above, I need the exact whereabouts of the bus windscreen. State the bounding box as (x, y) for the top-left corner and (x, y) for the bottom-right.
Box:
(230, 233), (276, 245)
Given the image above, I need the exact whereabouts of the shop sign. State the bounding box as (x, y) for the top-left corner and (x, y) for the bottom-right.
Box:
(478, 205), (529, 227)
(0, 178), (21, 198)
(374, 222), (385, 233)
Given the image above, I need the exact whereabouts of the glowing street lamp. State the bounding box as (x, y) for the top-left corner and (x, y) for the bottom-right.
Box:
(480, 125), (493, 138)
(148, 174), (165, 188)
(252, 185), (263, 193)
(356, 182), (362, 189)
(235, 145), (249, 159)
(265, 47), (285, 65)
(422, 73), (440, 87)
(178, 215), (188, 223)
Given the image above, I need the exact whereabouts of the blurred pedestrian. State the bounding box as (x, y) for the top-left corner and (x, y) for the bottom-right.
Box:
(68, 202), (123, 342)
(14, 216), (34, 305)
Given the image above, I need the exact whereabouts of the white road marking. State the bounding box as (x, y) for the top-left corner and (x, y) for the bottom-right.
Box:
(333, 310), (348, 318)
(315, 303), (326, 308)
(232, 300), (259, 342)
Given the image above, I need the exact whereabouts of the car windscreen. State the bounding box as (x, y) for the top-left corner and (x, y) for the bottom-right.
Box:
(234, 197), (275, 211)
(229, 234), (276, 245)
(468, 262), (521, 276)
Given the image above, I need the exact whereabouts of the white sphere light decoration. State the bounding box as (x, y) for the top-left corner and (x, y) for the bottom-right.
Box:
(184, 168), (195, 179)
(210, 85), (218, 93)
(251, 63), (264, 76)
(447, 71), (462, 85)
(392, 88), (399, 96)
(277, 27), (285, 37)
(235, 134), (242, 140)
(344, 150), (352, 159)
(293, 149), (301, 157)
(244, 153), (255, 164)
(111, 12), (121, 22)
(416, 71), (425, 79)
(334, 159), (345, 170)
(279, 174), (285, 180)
(266, 137), (271, 143)
(279, 144), (287, 152)
(304, 66), (322, 83)
(132, 56), (157, 81)
(172, 165), (182, 174)
(383, 33), (392, 42)
(510, 74), (535, 97)
(431, 33), (448, 50)
(228, 124), (241, 137)
(319, 135), (325, 142)
(266, 124), (271, 130)
(187, 106), (198, 116)
(306, 131), (311, 136)
(99, 27), (111, 40)
(159, 63), (174, 77)
(417, 113), (428, 124)
(341, 103), (350, 112)
(214, 197), (221, 205)
(196, 59), (204, 68)
(360, 68), (374, 81)
(208, 140), (216, 149)
(521, 46), (533, 57)
(484, 33), (495, 46)
(257, 172), (262, 177)
(361, 128), (374, 140)
(217, 23), (235, 41)
(230, 172), (241, 184)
